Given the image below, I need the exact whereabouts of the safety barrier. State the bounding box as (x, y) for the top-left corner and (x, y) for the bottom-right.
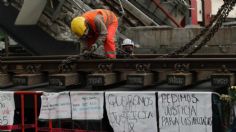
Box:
(0, 91), (108, 132)
(0, 91), (232, 132)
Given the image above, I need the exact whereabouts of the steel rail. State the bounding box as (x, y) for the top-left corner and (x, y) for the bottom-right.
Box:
(2, 54), (236, 60)
(2, 57), (236, 72)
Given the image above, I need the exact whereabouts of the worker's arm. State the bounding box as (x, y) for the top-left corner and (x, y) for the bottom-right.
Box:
(94, 15), (107, 46)
(79, 40), (89, 52)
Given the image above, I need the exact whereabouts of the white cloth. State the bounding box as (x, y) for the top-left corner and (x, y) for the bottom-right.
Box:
(70, 92), (104, 120)
(0, 92), (15, 126)
(39, 92), (71, 119)
(105, 92), (158, 132)
(158, 91), (212, 132)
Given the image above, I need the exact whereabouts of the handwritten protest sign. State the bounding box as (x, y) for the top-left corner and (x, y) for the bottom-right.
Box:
(39, 92), (71, 119)
(158, 92), (212, 132)
(0, 92), (15, 126)
(105, 92), (158, 132)
(70, 92), (104, 120)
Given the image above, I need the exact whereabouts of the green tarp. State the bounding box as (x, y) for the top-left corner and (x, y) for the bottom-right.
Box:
(0, 29), (5, 40)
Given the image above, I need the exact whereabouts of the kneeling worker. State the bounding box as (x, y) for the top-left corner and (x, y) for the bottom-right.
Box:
(71, 9), (118, 59)
(121, 38), (135, 55)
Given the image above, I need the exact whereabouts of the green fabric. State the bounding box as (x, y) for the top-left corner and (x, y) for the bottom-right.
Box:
(0, 31), (5, 40)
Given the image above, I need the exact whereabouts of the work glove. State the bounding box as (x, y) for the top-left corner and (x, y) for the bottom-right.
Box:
(90, 43), (98, 52)
(82, 50), (91, 57)
(91, 39), (103, 52)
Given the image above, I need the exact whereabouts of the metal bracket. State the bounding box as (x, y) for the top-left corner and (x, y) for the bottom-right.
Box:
(135, 64), (151, 73)
(26, 65), (41, 73)
(216, 65), (230, 73)
(58, 64), (76, 73)
(97, 64), (113, 73)
(174, 63), (190, 73)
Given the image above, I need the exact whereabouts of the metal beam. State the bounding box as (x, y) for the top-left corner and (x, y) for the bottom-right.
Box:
(3, 57), (236, 73)
(15, 0), (47, 25)
(152, 0), (182, 27)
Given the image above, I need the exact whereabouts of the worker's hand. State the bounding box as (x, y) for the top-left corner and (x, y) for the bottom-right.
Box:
(83, 49), (90, 53)
(82, 50), (91, 57)
(90, 43), (98, 52)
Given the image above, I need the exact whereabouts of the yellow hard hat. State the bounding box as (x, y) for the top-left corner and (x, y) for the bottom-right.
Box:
(71, 17), (87, 38)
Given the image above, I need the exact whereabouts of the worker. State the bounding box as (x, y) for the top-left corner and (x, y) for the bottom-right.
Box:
(121, 38), (135, 55)
(71, 9), (118, 59)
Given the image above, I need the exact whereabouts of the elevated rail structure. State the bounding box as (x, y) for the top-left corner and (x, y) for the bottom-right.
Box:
(0, 55), (235, 91)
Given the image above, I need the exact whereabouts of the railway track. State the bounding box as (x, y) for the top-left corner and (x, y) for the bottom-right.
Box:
(0, 55), (235, 91)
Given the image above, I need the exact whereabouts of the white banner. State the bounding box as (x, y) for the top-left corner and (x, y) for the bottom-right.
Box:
(0, 92), (15, 126)
(158, 92), (212, 132)
(70, 92), (104, 120)
(39, 92), (71, 119)
(105, 92), (158, 132)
